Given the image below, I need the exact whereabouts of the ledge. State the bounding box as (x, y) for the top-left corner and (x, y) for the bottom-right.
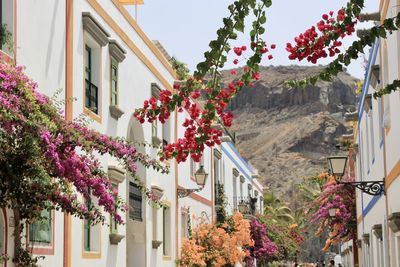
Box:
(109, 40), (126, 63)
(213, 149), (222, 159)
(151, 185), (164, 201)
(152, 240), (162, 249)
(362, 233), (370, 245)
(82, 12), (110, 46)
(151, 83), (162, 99)
(108, 165), (126, 184)
(388, 212), (400, 233)
(109, 105), (124, 120)
(152, 136), (162, 146)
(240, 175), (245, 183)
(233, 168), (239, 177)
(109, 233), (125, 245)
(372, 224), (383, 239)
(356, 239), (362, 248)
(345, 111), (359, 122)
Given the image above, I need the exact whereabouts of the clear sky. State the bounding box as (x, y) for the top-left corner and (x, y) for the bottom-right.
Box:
(128, 0), (379, 78)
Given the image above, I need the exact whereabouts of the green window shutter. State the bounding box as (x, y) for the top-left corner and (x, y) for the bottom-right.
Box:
(110, 59), (118, 106)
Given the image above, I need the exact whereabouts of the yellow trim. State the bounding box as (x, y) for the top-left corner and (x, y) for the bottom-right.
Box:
(81, 219), (102, 259)
(163, 255), (172, 261)
(82, 251), (102, 259)
(381, 0), (390, 23)
(385, 160), (400, 189)
(86, 0), (174, 91)
(67, 215), (71, 267)
(357, 215), (363, 225)
(110, 0), (177, 79)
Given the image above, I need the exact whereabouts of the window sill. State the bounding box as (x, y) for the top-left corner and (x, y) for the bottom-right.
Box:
(82, 251), (101, 259)
(152, 240), (162, 249)
(0, 50), (14, 63)
(109, 105), (124, 120)
(83, 107), (102, 123)
(163, 255), (172, 261)
(109, 233), (124, 245)
(152, 136), (162, 146)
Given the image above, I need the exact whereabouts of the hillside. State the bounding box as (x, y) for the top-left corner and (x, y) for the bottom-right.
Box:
(223, 65), (357, 197)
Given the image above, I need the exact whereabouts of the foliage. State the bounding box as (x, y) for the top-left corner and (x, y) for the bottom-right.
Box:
(215, 183), (228, 223)
(0, 62), (168, 264)
(355, 80), (363, 95)
(178, 212), (253, 267)
(263, 191), (295, 223)
(308, 172), (356, 251)
(134, 0), (274, 163)
(246, 218), (278, 266)
(286, 0), (361, 63)
(171, 57), (190, 81)
(286, 1), (400, 98)
(0, 23), (13, 54)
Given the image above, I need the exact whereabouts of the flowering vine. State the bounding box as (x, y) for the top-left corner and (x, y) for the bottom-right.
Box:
(178, 212), (254, 267)
(134, 0), (274, 163)
(308, 172), (356, 251)
(286, 0), (400, 98)
(0, 62), (167, 264)
(286, 0), (363, 63)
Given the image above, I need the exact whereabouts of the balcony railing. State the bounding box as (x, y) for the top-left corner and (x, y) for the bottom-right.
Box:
(85, 79), (99, 114)
(233, 196), (258, 215)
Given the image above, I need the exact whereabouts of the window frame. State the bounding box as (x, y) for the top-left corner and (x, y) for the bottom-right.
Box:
(27, 209), (55, 255)
(84, 45), (99, 114)
(110, 58), (118, 106)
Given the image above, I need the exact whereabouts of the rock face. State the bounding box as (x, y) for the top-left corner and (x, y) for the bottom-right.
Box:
(222, 65), (357, 197)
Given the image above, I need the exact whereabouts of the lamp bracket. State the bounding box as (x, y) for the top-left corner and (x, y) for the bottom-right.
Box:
(177, 187), (202, 198)
(339, 180), (385, 196)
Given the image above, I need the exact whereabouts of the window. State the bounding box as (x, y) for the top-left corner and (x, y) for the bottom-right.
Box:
(29, 210), (52, 244)
(152, 120), (158, 138)
(181, 212), (188, 240)
(84, 45), (99, 114)
(162, 119), (171, 145)
(0, 212), (4, 256)
(0, 0), (14, 56)
(110, 183), (118, 234)
(233, 171), (238, 210)
(214, 151), (221, 204)
(110, 59), (118, 106)
(365, 119), (370, 171)
(368, 105), (375, 161)
(152, 208), (158, 240)
(190, 158), (197, 178)
(240, 177), (244, 198)
(163, 208), (171, 256)
(83, 196), (92, 251)
(377, 97), (383, 142)
(129, 182), (142, 221)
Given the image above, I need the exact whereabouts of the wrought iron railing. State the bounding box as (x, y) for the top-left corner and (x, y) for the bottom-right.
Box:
(85, 79), (99, 114)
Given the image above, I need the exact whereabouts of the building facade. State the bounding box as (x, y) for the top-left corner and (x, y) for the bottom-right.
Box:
(0, 1), (265, 266)
(344, 0), (400, 266)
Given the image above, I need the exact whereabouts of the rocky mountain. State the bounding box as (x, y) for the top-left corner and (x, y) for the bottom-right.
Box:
(222, 65), (357, 198)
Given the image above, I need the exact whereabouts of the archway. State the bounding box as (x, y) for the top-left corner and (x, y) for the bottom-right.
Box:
(126, 116), (147, 267)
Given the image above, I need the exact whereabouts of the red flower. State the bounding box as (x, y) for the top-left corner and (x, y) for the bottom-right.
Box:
(268, 54), (273, 60)
(233, 59), (239, 65)
(270, 44), (276, 49)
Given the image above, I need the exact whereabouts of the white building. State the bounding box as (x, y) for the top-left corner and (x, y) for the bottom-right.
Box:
(0, 1), (265, 266)
(344, 1), (400, 266)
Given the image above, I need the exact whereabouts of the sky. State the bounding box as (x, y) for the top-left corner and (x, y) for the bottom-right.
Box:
(127, 0), (379, 79)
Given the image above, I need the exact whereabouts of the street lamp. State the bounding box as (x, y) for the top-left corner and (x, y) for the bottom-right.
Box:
(328, 208), (336, 218)
(327, 156), (348, 178)
(177, 165), (208, 198)
(326, 156), (385, 196)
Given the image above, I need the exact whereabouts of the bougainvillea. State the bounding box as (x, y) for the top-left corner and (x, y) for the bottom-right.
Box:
(0, 62), (168, 264)
(246, 218), (278, 265)
(178, 212), (253, 267)
(134, 0), (274, 163)
(309, 172), (356, 251)
(286, 5), (357, 63)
